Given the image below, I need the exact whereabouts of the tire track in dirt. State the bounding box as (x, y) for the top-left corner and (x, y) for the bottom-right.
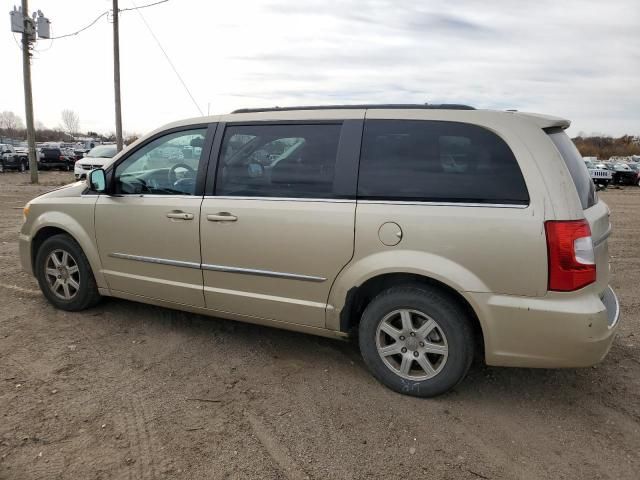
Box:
(0, 283), (40, 296)
(27, 451), (66, 480)
(114, 394), (169, 480)
(245, 411), (308, 480)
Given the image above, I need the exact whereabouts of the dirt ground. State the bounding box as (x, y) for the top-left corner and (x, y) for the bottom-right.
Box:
(0, 170), (638, 480)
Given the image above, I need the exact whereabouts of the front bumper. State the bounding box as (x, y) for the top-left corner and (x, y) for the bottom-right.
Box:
(18, 232), (32, 275)
(75, 163), (99, 179)
(470, 286), (620, 368)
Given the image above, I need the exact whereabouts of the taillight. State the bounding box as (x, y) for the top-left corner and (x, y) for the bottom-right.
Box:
(59, 155), (64, 161)
(545, 220), (596, 291)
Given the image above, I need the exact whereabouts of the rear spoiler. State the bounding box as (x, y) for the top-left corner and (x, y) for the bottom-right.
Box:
(511, 112), (571, 130)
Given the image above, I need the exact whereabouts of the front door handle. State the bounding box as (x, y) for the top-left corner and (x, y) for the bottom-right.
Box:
(207, 212), (238, 222)
(166, 211), (194, 220)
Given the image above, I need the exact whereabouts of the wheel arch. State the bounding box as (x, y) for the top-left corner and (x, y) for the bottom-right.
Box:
(31, 226), (68, 271)
(29, 215), (107, 289)
(333, 271), (486, 361)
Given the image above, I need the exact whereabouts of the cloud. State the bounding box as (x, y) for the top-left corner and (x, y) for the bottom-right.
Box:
(0, 0), (637, 135)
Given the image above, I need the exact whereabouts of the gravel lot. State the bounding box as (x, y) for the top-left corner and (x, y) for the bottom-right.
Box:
(1, 171), (639, 479)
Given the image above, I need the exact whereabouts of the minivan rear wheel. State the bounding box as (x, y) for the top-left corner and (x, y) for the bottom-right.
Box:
(359, 285), (474, 397)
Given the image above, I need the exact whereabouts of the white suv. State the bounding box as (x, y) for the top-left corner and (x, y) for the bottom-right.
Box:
(74, 144), (117, 179)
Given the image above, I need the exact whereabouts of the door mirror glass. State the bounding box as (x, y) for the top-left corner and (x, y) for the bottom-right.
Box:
(88, 168), (107, 192)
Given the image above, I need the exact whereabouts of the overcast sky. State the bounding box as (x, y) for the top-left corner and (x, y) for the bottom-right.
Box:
(2, 0), (639, 137)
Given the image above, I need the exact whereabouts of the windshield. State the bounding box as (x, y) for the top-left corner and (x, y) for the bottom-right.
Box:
(87, 145), (117, 158)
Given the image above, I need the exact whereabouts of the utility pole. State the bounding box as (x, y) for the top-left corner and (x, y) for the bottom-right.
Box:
(112, 0), (123, 152)
(21, 0), (38, 183)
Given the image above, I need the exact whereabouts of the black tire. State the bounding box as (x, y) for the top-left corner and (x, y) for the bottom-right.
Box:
(359, 285), (474, 398)
(20, 160), (27, 172)
(35, 233), (101, 311)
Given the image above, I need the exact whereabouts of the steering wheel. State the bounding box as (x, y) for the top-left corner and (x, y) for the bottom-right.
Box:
(168, 163), (196, 184)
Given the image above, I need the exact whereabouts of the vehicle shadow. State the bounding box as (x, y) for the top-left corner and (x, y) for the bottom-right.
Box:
(89, 296), (631, 409)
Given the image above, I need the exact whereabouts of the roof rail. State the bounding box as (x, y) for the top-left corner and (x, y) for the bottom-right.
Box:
(231, 104), (475, 114)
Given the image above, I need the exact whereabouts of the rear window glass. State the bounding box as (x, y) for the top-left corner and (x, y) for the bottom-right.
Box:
(358, 120), (529, 204)
(547, 129), (596, 209)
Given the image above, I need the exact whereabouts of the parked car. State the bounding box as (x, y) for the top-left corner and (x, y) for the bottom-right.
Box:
(74, 145), (118, 179)
(584, 160), (612, 189)
(608, 162), (637, 185)
(19, 104), (619, 397)
(627, 163), (640, 186)
(73, 149), (88, 161)
(0, 143), (29, 172)
(38, 147), (74, 171)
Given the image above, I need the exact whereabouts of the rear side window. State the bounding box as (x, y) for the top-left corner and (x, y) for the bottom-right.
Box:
(215, 124), (341, 198)
(547, 129), (596, 209)
(358, 120), (529, 204)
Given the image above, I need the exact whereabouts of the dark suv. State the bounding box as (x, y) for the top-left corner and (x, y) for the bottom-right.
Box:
(38, 147), (74, 171)
(0, 144), (28, 172)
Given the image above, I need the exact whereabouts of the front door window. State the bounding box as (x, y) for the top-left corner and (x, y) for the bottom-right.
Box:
(115, 129), (207, 195)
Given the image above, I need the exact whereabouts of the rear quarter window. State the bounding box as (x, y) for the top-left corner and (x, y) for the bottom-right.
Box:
(547, 129), (596, 209)
(358, 120), (529, 204)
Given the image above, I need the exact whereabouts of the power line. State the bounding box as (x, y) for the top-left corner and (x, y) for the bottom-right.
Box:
(49, 11), (108, 40)
(120, 0), (169, 13)
(48, 1), (169, 40)
(129, 0), (204, 115)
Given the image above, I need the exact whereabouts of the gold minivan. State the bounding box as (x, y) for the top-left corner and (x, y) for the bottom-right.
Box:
(19, 105), (620, 397)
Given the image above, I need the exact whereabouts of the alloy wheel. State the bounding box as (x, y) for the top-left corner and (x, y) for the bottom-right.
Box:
(375, 309), (448, 380)
(45, 249), (81, 300)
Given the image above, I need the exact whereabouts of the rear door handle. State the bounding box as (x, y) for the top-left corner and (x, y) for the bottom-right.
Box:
(166, 211), (194, 220)
(207, 212), (238, 222)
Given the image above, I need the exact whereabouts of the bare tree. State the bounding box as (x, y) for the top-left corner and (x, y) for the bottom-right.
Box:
(61, 109), (80, 138)
(0, 111), (24, 137)
(124, 131), (141, 145)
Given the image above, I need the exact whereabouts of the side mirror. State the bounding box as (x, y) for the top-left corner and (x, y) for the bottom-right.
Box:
(88, 168), (107, 193)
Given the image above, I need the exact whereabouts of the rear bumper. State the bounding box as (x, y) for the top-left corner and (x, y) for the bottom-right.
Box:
(470, 286), (620, 368)
(39, 161), (69, 168)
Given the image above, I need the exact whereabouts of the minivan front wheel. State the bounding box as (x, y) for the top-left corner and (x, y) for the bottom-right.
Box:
(35, 234), (101, 311)
(359, 286), (474, 397)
